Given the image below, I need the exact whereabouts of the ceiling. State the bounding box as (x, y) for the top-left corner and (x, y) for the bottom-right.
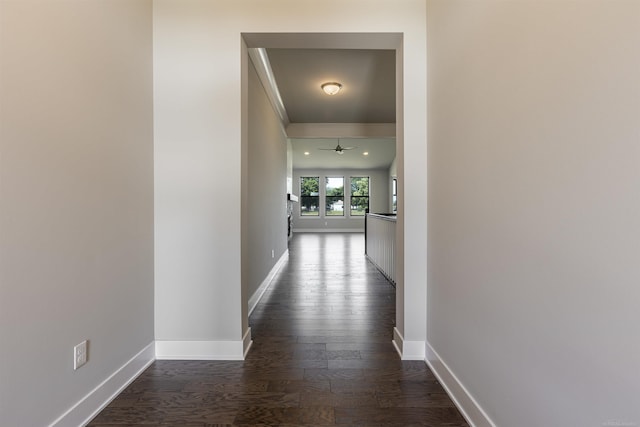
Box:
(259, 48), (397, 170)
(267, 49), (396, 123)
(290, 137), (395, 170)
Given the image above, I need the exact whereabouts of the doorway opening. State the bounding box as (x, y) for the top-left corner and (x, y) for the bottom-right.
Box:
(240, 32), (406, 357)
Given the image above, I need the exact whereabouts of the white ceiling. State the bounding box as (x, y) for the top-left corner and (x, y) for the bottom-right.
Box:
(257, 48), (397, 170)
(290, 138), (395, 170)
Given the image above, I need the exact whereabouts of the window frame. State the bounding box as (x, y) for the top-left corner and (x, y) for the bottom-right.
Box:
(392, 177), (397, 213)
(299, 176), (320, 217)
(325, 176), (345, 217)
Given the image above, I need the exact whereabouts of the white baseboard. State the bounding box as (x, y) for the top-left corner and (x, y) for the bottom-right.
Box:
(248, 250), (288, 316)
(402, 341), (426, 360)
(391, 327), (425, 360)
(242, 327), (253, 358)
(49, 341), (155, 427)
(392, 326), (404, 357)
(155, 340), (245, 360)
(425, 341), (496, 427)
(294, 228), (364, 233)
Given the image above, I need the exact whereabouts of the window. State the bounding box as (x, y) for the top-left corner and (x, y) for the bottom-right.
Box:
(300, 177), (320, 216)
(392, 178), (397, 213)
(325, 177), (344, 216)
(350, 177), (369, 216)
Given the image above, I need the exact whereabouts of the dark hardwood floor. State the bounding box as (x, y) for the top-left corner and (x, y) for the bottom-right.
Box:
(89, 233), (468, 426)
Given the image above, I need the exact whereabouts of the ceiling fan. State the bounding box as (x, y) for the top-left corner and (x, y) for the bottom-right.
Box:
(318, 140), (357, 155)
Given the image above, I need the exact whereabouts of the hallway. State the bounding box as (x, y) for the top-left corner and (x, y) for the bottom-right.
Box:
(89, 233), (467, 426)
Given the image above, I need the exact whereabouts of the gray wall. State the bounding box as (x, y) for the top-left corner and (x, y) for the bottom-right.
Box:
(292, 169), (391, 231)
(0, 1), (154, 425)
(4, 1), (636, 425)
(427, 0), (640, 425)
(154, 1), (245, 345)
(245, 59), (288, 304)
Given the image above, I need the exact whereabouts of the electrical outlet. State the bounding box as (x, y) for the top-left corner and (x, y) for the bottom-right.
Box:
(271, 249), (275, 258)
(74, 340), (88, 370)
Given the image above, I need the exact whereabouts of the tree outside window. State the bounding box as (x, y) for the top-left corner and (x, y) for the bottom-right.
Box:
(300, 177), (319, 216)
(350, 177), (369, 216)
(325, 177), (344, 216)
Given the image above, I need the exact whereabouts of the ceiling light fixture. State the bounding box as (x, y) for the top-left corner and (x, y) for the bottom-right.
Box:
(318, 140), (357, 154)
(304, 151), (310, 156)
(321, 82), (342, 95)
(363, 152), (369, 156)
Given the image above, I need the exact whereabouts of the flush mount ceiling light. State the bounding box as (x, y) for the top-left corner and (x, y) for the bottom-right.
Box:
(321, 82), (342, 95)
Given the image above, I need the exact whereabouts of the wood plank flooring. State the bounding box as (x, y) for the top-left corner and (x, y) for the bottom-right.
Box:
(89, 233), (468, 426)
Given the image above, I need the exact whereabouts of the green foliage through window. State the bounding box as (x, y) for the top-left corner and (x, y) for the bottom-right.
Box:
(350, 177), (369, 216)
(300, 177), (319, 216)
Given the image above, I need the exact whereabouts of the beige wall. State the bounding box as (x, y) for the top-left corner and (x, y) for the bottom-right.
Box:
(427, 1), (640, 425)
(0, 1), (154, 425)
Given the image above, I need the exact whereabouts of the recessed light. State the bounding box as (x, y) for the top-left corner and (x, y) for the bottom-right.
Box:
(304, 151), (310, 156)
(363, 152), (369, 156)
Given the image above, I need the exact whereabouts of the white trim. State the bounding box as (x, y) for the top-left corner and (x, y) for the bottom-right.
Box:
(425, 342), (496, 427)
(294, 228), (363, 233)
(286, 122), (396, 138)
(248, 250), (288, 316)
(49, 342), (155, 427)
(391, 327), (425, 360)
(242, 327), (253, 358)
(392, 326), (404, 357)
(247, 47), (290, 127)
(402, 341), (425, 360)
(155, 340), (245, 360)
